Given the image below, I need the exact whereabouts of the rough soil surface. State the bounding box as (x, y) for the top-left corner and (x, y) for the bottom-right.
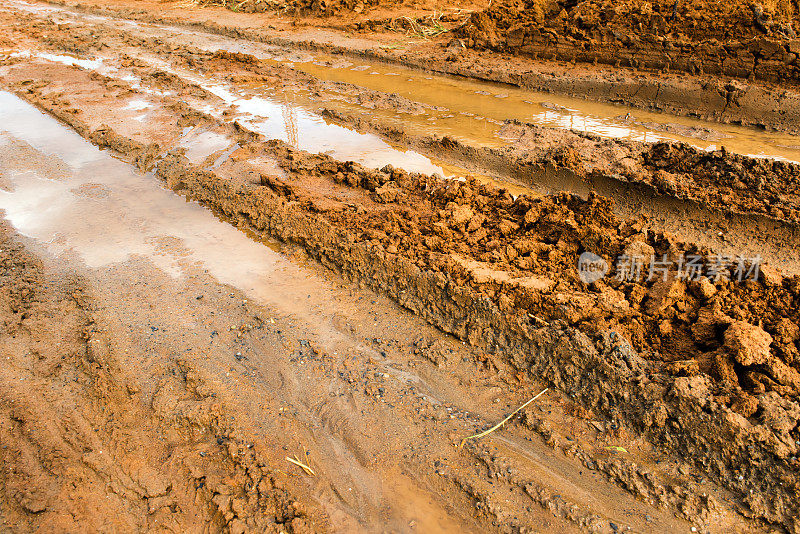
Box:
(0, 222), (319, 532)
(463, 0), (800, 42)
(198, 0), (394, 16)
(458, 0), (800, 84)
(195, 0), (481, 18)
(3, 49), (798, 531)
(3, 1), (800, 230)
(39, 0), (800, 133)
(327, 109), (800, 225)
(0, 96), (730, 534)
(2, 0), (800, 532)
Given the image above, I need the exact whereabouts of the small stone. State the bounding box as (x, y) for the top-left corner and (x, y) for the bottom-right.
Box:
(523, 207), (540, 227)
(645, 279), (685, 314)
(621, 237), (655, 265)
(375, 181), (401, 203)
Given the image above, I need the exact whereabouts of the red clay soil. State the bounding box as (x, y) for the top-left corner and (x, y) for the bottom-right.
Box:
(0, 224), (317, 532)
(458, 0), (800, 84)
(3, 55), (800, 528)
(164, 137), (800, 531)
(3, 1), (800, 529)
(196, 0), (415, 16)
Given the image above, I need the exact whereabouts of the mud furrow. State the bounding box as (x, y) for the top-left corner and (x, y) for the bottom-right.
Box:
(3, 1), (800, 258)
(25, 0), (800, 135)
(2, 1), (800, 532)
(4, 54), (798, 530)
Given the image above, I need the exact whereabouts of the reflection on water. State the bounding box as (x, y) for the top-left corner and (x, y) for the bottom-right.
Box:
(0, 91), (348, 323)
(3, 0), (800, 164)
(199, 83), (453, 176)
(148, 23), (800, 161)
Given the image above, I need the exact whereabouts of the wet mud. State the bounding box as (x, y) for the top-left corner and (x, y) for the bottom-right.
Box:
(0, 94), (714, 534)
(4, 0), (800, 233)
(458, 0), (800, 85)
(47, 0), (800, 133)
(2, 0), (800, 532)
(4, 55), (798, 531)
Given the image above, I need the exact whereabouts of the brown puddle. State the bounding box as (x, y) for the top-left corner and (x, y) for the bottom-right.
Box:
(290, 60), (800, 162)
(5, 0), (800, 164)
(0, 90), (346, 331)
(102, 5), (800, 161)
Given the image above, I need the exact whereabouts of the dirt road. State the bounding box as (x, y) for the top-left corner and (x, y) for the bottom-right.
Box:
(1, 0), (799, 532)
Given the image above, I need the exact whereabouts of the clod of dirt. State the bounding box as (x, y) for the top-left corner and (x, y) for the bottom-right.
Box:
(725, 320), (773, 366)
(457, 0), (800, 83)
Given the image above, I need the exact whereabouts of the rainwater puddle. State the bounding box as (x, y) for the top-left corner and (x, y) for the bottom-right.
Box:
(197, 82), (454, 176)
(4, 0), (800, 162)
(0, 91), (347, 329)
(119, 14), (800, 161)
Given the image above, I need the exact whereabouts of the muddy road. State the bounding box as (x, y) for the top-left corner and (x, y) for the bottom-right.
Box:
(1, 0), (800, 533)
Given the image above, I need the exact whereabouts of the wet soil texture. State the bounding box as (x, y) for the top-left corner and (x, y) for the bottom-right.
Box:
(1, 0), (800, 533)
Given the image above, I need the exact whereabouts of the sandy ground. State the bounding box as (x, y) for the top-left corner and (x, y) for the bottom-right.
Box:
(1, 0), (800, 532)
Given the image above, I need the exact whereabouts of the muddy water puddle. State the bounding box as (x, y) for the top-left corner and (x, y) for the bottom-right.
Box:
(0, 91), (349, 329)
(97, 53), (533, 190)
(199, 82), (454, 174)
(177, 38), (800, 162)
(5, 0), (800, 164)
(0, 89), (473, 412)
(19, 42), (498, 185)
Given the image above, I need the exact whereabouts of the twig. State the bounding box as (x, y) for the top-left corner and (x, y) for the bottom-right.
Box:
(286, 455), (316, 476)
(460, 388), (549, 447)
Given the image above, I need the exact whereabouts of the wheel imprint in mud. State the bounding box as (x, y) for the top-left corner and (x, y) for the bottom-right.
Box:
(1, 0), (800, 532)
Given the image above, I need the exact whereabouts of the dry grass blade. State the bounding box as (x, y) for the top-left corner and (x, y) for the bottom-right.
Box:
(286, 455), (316, 476)
(399, 12), (450, 39)
(460, 388), (549, 447)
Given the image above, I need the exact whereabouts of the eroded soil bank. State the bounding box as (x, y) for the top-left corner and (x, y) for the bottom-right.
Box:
(458, 0), (800, 85)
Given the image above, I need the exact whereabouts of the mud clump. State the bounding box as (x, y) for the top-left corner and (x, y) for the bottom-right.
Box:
(498, 119), (800, 224)
(642, 142), (800, 221)
(197, 0), (393, 15)
(334, 111), (800, 225)
(154, 134), (800, 529)
(458, 0), (800, 84)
